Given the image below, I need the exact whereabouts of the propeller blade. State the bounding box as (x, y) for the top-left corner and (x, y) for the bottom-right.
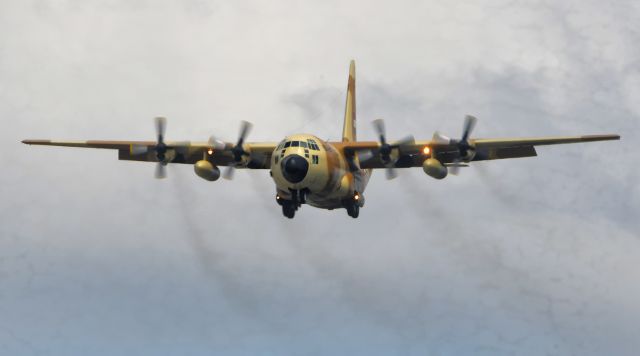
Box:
(372, 118), (386, 140)
(385, 167), (397, 180)
(449, 161), (460, 176)
(223, 166), (235, 180)
(432, 131), (451, 145)
(461, 115), (477, 142)
(391, 135), (415, 150)
(208, 136), (226, 151)
(238, 120), (253, 145)
(155, 117), (167, 142)
(448, 160), (470, 175)
(155, 163), (167, 179)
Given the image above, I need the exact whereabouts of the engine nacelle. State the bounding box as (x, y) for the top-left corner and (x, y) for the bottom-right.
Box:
(159, 149), (176, 164)
(234, 145), (253, 167)
(194, 160), (220, 181)
(423, 158), (448, 179)
(461, 145), (476, 161)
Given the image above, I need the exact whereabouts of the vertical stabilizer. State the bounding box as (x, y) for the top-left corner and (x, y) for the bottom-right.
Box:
(342, 60), (356, 142)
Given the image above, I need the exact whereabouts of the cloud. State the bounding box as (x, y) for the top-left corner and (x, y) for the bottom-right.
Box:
(1, 0), (639, 355)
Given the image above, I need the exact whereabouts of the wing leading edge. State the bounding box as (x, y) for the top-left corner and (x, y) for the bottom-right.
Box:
(471, 134), (620, 162)
(21, 139), (277, 168)
(340, 134), (620, 169)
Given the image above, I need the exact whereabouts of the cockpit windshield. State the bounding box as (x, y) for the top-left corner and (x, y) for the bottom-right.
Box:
(281, 139), (321, 151)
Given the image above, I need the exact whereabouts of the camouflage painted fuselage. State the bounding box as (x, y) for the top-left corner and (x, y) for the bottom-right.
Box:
(270, 134), (370, 209)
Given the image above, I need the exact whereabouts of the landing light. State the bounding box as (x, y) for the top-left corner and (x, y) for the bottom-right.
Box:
(423, 146), (431, 155)
(354, 193), (360, 201)
(207, 148), (214, 155)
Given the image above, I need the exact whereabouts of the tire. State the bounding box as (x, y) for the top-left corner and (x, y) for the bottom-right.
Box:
(346, 204), (359, 218)
(351, 205), (359, 218)
(282, 202), (296, 219)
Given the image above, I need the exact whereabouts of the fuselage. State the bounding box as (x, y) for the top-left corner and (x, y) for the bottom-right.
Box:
(270, 134), (370, 210)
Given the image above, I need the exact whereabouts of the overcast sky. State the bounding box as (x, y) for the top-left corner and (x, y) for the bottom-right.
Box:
(1, 0), (639, 355)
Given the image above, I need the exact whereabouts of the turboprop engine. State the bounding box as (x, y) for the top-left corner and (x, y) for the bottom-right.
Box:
(194, 160), (221, 181)
(423, 158), (448, 179)
(431, 115), (478, 176)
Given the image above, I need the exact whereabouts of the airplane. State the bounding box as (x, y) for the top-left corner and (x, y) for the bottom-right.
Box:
(23, 60), (620, 219)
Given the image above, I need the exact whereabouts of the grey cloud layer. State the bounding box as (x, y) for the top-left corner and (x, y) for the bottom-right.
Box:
(1, 0), (638, 355)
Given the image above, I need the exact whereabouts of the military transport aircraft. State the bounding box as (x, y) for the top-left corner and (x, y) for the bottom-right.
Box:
(23, 61), (619, 218)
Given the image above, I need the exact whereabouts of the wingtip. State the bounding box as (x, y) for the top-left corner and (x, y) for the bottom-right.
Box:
(581, 134), (621, 141)
(22, 139), (50, 145)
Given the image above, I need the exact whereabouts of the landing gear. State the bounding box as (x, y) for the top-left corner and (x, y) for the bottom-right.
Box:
(344, 191), (363, 219)
(289, 188), (307, 205)
(282, 200), (296, 219)
(346, 204), (359, 218)
(276, 192), (302, 219)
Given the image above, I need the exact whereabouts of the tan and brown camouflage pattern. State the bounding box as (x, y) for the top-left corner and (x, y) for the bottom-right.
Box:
(22, 61), (620, 211)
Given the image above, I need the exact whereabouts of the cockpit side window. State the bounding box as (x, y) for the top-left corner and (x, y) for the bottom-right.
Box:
(307, 139), (320, 151)
(284, 141), (291, 148)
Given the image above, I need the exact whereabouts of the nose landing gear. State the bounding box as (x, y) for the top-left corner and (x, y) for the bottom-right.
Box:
(277, 190), (364, 219)
(276, 195), (297, 219)
(281, 200), (296, 218)
(276, 189), (308, 219)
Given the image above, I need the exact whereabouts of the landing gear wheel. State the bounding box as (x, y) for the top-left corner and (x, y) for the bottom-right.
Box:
(282, 201), (296, 219)
(346, 204), (359, 218)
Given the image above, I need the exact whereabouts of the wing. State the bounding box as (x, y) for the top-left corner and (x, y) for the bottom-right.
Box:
(471, 134), (620, 161)
(339, 134), (620, 169)
(21, 139), (277, 169)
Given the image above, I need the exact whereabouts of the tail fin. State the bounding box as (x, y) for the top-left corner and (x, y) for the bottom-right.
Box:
(342, 60), (356, 142)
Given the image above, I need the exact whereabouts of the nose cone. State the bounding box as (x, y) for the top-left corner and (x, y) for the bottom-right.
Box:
(281, 154), (308, 183)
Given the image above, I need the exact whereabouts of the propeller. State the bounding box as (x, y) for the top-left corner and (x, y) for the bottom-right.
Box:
(223, 120), (253, 180)
(449, 115), (477, 175)
(129, 117), (190, 179)
(154, 117), (169, 179)
(154, 161), (167, 179)
(372, 118), (414, 180)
